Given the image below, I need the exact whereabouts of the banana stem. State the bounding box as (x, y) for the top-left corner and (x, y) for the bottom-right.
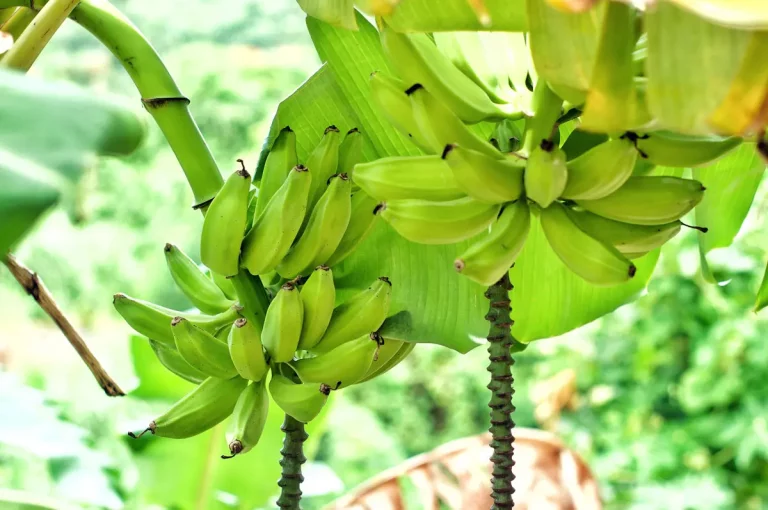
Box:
(0, 0), (79, 71)
(521, 79), (564, 156)
(485, 273), (517, 509)
(277, 414), (307, 510)
(0, 7), (36, 42)
(230, 271), (270, 332)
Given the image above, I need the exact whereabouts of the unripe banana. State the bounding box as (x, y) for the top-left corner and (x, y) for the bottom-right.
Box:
(228, 318), (268, 381)
(313, 277), (392, 354)
(575, 176), (705, 225)
(380, 196), (501, 245)
(241, 165), (311, 276)
(306, 126), (343, 212)
(442, 144), (525, 204)
(380, 26), (521, 123)
(128, 376), (247, 439)
(369, 71), (432, 152)
(561, 138), (637, 200)
(631, 131), (741, 168)
(338, 128), (364, 178)
(171, 317), (238, 379)
(268, 374), (329, 423)
(325, 191), (381, 267)
(164, 244), (233, 314)
(541, 202), (636, 286)
(200, 165), (251, 277)
(113, 294), (239, 347)
(149, 339), (207, 384)
(352, 155), (464, 202)
(359, 333), (404, 378)
(254, 127), (298, 219)
(224, 380), (269, 458)
(277, 174), (352, 278)
(298, 266), (336, 351)
(358, 339), (415, 383)
(261, 282), (303, 363)
(524, 141), (568, 208)
(566, 208), (682, 255)
(407, 84), (503, 159)
(210, 270), (237, 300)
(290, 334), (378, 389)
(454, 200), (531, 286)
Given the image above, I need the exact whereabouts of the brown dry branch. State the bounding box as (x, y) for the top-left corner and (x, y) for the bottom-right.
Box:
(2, 253), (124, 396)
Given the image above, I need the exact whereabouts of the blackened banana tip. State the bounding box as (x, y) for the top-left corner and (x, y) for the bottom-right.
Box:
(454, 259), (465, 272)
(320, 383), (331, 396)
(628, 264), (637, 278)
(378, 276), (392, 286)
(405, 83), (423, 96)
(317, 265), (331, 271)
(294, 164), (308, 172)
(325, 125), (340, 134)
(163, 243), (173, 252)
(373, 203), (386, 215)
(441, 144), (456, 159)
(171, 316), (184, 326)
(236, 159), (249, 178)
(235, 317), (247, 328)
(347, 127), (360, 135)
(339, 173), (350, 180)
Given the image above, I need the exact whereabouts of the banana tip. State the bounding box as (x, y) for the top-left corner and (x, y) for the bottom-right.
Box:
(316, 265), (331, 271)
(325, 125), (340, 134)
(319, 383), (332, 396)
(454, 259), (465, 272)
(441, 144), (456, 159)
(294, 164), (308, 173)
(347, 127), (360, 135)
(282, 281), (297, 291)
(236, 159), (250, 178)
(373, 202), (386, 215)
(171, 316), (184, 326)
(628, 264), (637, 278)
(378, 276), (392, 286)
(234, 317), (247, 328)
(405, 83), (423, 96)
(113, 293), (126, 303)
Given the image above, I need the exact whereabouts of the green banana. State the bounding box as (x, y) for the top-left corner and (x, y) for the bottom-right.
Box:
(524, 141), (568, 208)
(305, 125), (343, 211)
(561, 138), (637, 200)
(407, 84), (503, 159)
(241, 165), (311, 276)
(541, 202), (637, 286)
(171, 317), (238, 379)
(380, 196), (501, 245)
(312, 277), (392, 354)
(228, 318), (269, 381)
(277, 174), (352, 278)
(148, 339), (207, 384)
(369, 71), (432, 152)
(290, 334), (378, 389)
(566, 208), (682, 255)
(164, 244), (233, 314)
(261, 281), (303, 363)
(352, 155), (465, 202)
(129, 376), (247, 439)
(224, 380), (269, 458)
(442, 144), (525, 204)
(113, 293), (239, 347)
(210, 270), (237, 300)
(268, 374), (329, 423)
(200, 165), (251, 277)
(298, 266), (336, 351)
(454, 200), (531, 286)
(360, 333), (404, 377)
(575, 176), (705, 225)
(358, 340), (415, 383)
(630, 131), (741, 167)
(325, 191), (381, 267)
(338, 128), (364, 178)
(381, 25), (521, 123)
(254, 127), (298, 219)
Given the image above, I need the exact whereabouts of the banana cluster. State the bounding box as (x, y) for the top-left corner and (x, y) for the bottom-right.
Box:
(357, 24), (719, 287)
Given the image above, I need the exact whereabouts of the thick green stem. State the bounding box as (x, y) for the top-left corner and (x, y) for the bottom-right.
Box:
(1, 0), (79, 71)
(229, 271), (270, 332)
(0, 7), (36, 41)
(277, 414), (307, 510)
(521, 79), (564, 156)
(485, 273), (516, 509)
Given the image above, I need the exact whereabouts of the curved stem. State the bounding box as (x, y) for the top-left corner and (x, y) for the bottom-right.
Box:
(521, 79), (563, 156)
(0, 7), (36, 41)
(277, 414), (307, 510)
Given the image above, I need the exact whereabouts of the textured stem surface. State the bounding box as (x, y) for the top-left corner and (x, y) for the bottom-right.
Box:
(277, 414), (308, 510)
(485, 273), (516, 509)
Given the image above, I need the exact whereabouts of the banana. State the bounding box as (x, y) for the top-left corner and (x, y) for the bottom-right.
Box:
(241, 165), (311, 276)
(200, 164), (251, 277)
(210, 270), (237, 300)
(268, 374), (329, 423)
(407, 84), (503, 159)
(338, 128), (364, 178)
(454, 200), (531, 286)
(128, 376), (247, 439)
(305, 125), (343, 212)
(312, 277), (392, 354)
(171, 317), (238, 379)
(298, 266), (336, 351)
(442, 144), (525, 204)
(164, 244), (233, 314)
(354, 0), (401, 16)
(541, 202), (636, 286)
(113, 294), (239, 347)
(575, 176), (705, 225)
(148, 339), (208, 384)
(380, 26), (521, 123)
(560, 138), (637, 200)
(369, 71), (432, 152)
(325, 191), (381, 267)
(381, 196), (501, 245)
(228, 318), (269, 381)
(629, 131), (741, 168)
(352, 155), (465, 202)
(290, 334), (378, 389)
(229, 271), (271, 331)
(566, 208), (681, 254)
(277, 174), (352, 278)
(524, 141), (568, 208)
(358, 340), (415, 383)
(224, 380), (269, 458)
(254, 127), (298, 219)
(261, 281), (303, 363)
(360, 333), (404, 377)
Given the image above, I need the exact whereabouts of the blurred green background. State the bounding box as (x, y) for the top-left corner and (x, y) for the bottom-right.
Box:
(1, 1), (768, 508)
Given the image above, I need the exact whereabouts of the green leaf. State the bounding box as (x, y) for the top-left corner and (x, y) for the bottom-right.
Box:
(756, 261), (768, 312)
(297, 0), (357, 30)
(384, 0), (527, 32)
(666, 0), (768, 30)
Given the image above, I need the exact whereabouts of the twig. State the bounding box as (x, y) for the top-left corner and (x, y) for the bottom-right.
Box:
(277, 414), (307, 509)
(2, 253), (124, 396)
